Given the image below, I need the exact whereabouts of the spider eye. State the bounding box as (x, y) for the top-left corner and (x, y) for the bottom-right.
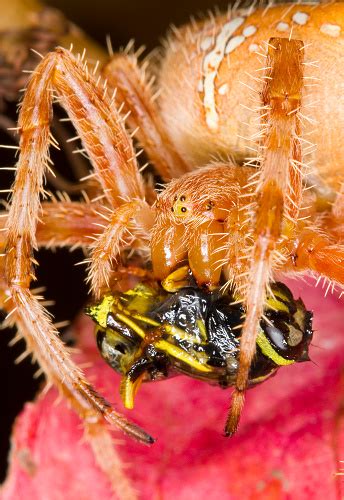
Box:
(171, 194), (190, 217)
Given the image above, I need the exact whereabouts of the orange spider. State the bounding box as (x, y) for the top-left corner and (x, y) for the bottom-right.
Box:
(1, 1), (344, 461)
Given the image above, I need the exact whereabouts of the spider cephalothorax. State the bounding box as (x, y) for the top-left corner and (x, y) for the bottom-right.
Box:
(1, 3), (344, 488)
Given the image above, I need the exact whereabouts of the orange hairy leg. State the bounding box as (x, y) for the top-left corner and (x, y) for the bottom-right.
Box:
(287, 229), (344, 286)
(0, 255), (139, 500)
(0, 202), (142, 497)
(88, 199), (154, 298)
(226, 39), (305, 435)
(0, 201), (108, 249)
(0, 209), (146, 494)
(4, 47), (154, 443)
(102, 53), (190, 180)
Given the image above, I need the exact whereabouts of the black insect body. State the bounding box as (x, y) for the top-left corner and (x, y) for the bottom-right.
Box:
(86, 278), (313, 409)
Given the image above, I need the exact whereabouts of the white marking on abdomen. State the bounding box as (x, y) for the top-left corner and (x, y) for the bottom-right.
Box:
(200, 36), (213, 51)
(243, 25), (257, 37)
(292, 12), (309, 25)
(276, 22), (289, 32)
(218, 83), (229, 95)
(320, 23), (341, 37)
(225, 35), (246, 54)
(249, 43), (259, 53)
(202, 17), (245, 131)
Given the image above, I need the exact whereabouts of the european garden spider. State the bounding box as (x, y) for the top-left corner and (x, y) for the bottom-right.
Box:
(1, 0), (344, 479)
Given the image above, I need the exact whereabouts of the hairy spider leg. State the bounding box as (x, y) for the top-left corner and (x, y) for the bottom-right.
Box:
(102, 53), (190, 180)
(0, 201), (107, 249)
(288, 228), (344, 286)
(4, 47), (154, 443)
(0, 200), (143, 498)
(226, 38), (305, 435)
(88, 199), (153, 298)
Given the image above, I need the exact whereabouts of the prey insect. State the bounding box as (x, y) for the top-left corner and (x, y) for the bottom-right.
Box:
(1, 0), (344, 472)
(86, 268), (313, 410)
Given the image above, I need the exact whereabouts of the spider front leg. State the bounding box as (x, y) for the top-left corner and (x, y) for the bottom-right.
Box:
(4, 47), (154, 443)
(226, 38), (306, 435)
(87, 198), (154, 298)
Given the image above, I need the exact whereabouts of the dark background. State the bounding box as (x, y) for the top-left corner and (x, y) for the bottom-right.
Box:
(0, 0), (235, 483)
(48, 0), (231, 50)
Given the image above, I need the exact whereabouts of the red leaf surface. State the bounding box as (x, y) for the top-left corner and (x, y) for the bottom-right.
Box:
(2, 282), (344, 499)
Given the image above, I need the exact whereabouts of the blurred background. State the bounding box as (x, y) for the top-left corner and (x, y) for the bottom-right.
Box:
(0, 0), (238, 482)
(48, 0), (232, 49)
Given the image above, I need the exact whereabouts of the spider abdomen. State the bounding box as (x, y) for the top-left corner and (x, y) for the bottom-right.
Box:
(158, 3), (344, 191)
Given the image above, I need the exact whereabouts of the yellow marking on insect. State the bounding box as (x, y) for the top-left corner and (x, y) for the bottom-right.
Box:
(256, 332), (294, 366)
(294, 305), (306, 331)
(120, 372), (145, 409)
(269, 287), (288, 302)
(250, 369), (278, 385)
(163, 323), (204, 344)
(125, 283), (156, 299)
(287, 325), (303, 347)
(196, 319), (208, 341)
(124, 284), (160, 315)
(265, 296), (289, 313)
(162, 265), (190, 292)
(115, 313), (146, 339)
(132, 313), (160, 327)
(154, 339), (212, 372)
(86, 295), (116, 329)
